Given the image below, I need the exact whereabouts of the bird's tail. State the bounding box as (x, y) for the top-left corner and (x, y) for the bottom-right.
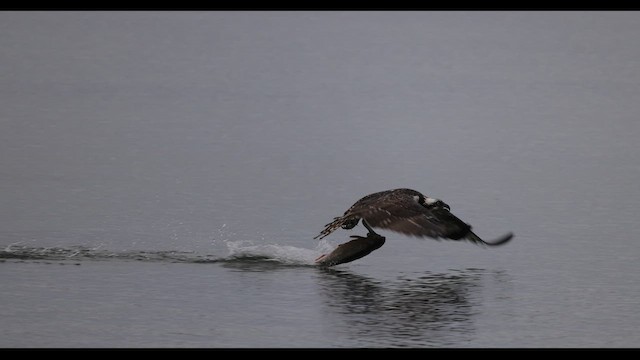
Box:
(465, 231), (514, 247)
(314, 216), (348, 240)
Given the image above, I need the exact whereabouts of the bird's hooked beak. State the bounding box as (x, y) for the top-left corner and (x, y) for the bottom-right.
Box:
(425, 197), (450, 211)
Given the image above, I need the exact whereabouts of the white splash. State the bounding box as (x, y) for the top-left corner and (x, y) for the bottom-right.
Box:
(224, 240), (335, 266)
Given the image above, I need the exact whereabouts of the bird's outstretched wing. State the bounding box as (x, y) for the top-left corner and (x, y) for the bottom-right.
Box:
(360, 198), (513, 246)
(351, 191), (470, 240)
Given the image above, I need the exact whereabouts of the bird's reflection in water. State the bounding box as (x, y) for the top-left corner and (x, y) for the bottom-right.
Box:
(316, 268), (494, 347)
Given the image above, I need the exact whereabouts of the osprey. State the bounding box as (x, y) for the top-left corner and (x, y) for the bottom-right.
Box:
(314, 188), (513, 267)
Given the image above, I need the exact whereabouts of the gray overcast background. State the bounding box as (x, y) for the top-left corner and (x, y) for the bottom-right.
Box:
(1, 11), (639, 250)
(2, 11), (640, 348)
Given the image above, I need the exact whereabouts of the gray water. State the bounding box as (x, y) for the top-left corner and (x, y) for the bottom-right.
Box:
(1, 11), (640, 348)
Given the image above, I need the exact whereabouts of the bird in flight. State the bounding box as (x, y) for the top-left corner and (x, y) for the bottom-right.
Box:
(314, 188), (513, 267)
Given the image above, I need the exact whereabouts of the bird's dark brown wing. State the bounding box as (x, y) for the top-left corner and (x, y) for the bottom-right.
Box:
(350, 192), (471, 240)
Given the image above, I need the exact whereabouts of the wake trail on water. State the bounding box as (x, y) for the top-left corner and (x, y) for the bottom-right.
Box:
(222, 238), (341, 266)
(0, 239), (338, 267)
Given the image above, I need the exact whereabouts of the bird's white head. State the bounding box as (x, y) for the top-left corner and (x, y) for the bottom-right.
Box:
(424, 197), (439, 205)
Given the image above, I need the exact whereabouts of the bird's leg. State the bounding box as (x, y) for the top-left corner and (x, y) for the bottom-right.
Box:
(361, 219), (380, 237)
